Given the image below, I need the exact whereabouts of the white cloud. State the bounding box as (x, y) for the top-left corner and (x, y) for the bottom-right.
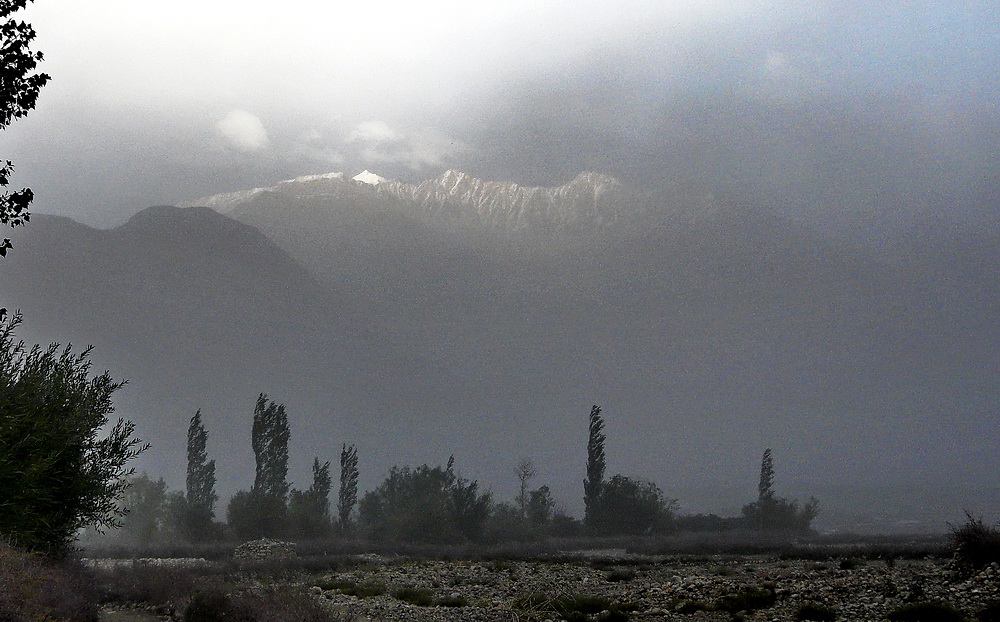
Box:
(349, 124), (471, 171)
(216, 110), (270, 152)
(347, 121), (401, 144)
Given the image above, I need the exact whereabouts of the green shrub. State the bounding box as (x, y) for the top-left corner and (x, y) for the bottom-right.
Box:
(796, 602), (837, 621)
(0, 314), (147, 555)
(392, 586), (435, 606)
(887, 601), (967, 622)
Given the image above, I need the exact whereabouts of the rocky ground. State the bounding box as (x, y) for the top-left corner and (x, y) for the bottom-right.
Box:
(306, 554), (999, 621)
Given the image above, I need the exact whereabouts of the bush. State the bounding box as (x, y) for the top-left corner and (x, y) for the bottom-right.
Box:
(435, 594), (468, 607)
(0, 313), (147, 554)
(605, 568), (637, 582)
(887, 601), (967, 622)
(741, 495), (819, 532)
(96, 560), (204, 609)
(588, 474), (675, 536)
(950, 513), (1000, 575)
(227, 489), (287, 540)
(184, 589), (233, 622)
(392, 586), (435, 606)
(714, 587), (776, 614)
(359, 460), (491, 543)
(796, 602), (837, 621)
(514, 593), (635, 621)
(0, 541), (100, 622)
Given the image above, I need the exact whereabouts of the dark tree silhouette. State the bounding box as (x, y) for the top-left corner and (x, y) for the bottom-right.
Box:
(0, 2), (48, 251)
(183, 409), (217, 539)
(514, 458), (536, 519)
(742, 448), (819, 532)
(0, 0), (50, 318)
(288, 457), (332, 537)
(359, 457), (491, 543)
(0, 313), (147, 554)
(338, 443), (359, 531)
(251, 393), (290, 500)
(583, 405), (606, 529)
(228, 394), (291, 539)
(758, 448), (774, 502)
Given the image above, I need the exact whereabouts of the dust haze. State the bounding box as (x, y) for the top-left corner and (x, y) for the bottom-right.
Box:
(0, 1), (997, 533)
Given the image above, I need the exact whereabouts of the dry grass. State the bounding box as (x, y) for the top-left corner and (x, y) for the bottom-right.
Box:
(0, 541), (100, 622)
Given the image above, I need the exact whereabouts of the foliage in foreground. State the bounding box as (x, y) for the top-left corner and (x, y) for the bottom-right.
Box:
(0, 0), (50, 265)
(0, 313), (147, 553)
(185, 586), (337, 622)
(514, 593), (636, 621)
(0, 541), (99, 622)
(950, 512), (1000, 576)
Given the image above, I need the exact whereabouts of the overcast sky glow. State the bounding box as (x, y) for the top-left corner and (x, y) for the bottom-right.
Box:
(2, 1), (998, 229)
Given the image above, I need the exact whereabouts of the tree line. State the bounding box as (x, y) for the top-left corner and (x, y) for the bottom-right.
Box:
(99, 400), (819, 548)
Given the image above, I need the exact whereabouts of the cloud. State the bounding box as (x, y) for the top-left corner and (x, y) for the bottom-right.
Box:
(347, 121), (401, 144)
(346, 121), (472, 171)
(216, 110), (270, 152)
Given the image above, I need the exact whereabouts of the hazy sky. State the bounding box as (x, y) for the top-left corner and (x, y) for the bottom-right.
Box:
(1, 1), (998, 228)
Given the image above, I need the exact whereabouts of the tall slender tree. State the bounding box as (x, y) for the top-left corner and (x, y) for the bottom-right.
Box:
(308, 457), (332, 518)
(514, 458), (537, 519)
(288, 457), (332, 537)
(338, 443), (359, 531)
(251, 393), (290, 501)
(583, 405), (606, 529)
(183, 409), (217, 539)
(758, 448), (775, 502)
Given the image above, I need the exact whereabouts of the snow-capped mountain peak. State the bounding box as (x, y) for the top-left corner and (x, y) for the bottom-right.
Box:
(353, 170), (386, 186)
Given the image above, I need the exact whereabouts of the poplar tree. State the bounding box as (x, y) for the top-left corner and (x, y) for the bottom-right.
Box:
(251, 393), (290, 501)
(288, 457), (332, 537)
(338, 443), (359, 531)
(227, 394), (290, 539)
(758, 448), (775, 502)
(183, 409), (217, 539)
(583, 405), (606, 529)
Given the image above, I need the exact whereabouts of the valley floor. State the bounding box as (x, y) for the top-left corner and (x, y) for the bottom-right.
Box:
(308, 555), (999, 621)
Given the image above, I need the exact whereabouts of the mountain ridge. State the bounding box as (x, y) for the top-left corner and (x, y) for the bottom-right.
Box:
(184, 169), (661, 238)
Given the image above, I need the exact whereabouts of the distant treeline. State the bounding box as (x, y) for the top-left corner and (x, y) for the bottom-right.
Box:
(90, 398), (819, 547)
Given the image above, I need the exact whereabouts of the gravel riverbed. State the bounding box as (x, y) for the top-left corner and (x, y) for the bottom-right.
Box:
(309, 555), (1000, 621)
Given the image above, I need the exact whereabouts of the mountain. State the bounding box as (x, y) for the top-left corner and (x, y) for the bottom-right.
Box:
(378, 170), (646, 235)
(186, 169), (683, 243)
(0, 206), (424, 494)
(3, 172), (997, 531)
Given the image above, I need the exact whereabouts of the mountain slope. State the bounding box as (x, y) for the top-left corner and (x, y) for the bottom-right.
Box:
(3, 173), (997, 530)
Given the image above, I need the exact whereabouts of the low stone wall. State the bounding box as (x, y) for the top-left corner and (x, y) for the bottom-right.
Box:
(233, 538), (297, 562)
